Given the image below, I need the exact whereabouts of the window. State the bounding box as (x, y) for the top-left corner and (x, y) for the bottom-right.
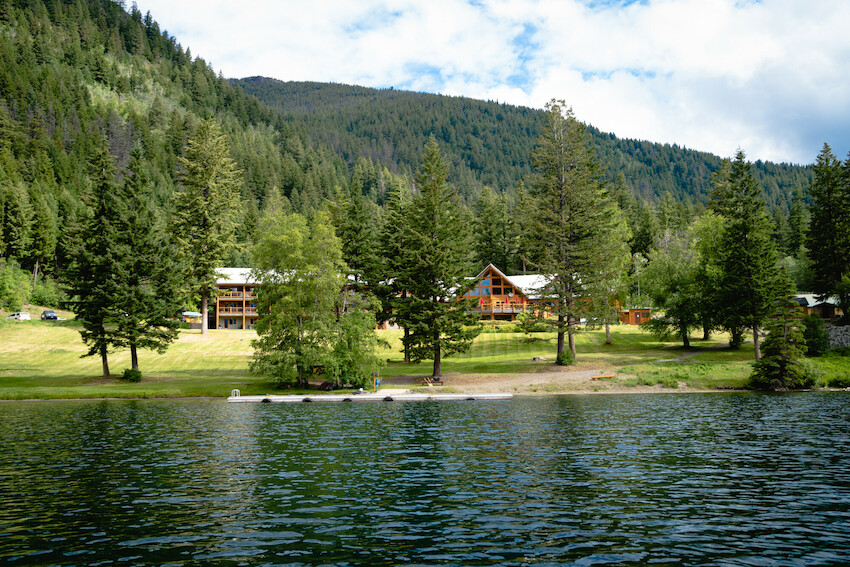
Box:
(493, 287), (502, 295)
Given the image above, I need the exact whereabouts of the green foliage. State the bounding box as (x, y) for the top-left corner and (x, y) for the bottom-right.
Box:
(121, 368), (142, 382)
(0, 258), (31, 310)
(174, 118), (241, 333)
(525, 100), (629, 361)
(251, 210), (358, 388)
(31, 275), (63, 307)
(234, 78), (811, 212)
(711, 152), (782, 357)
(807, 144), (850, 301)
(749, 278), (810, 390)
(395, 138), (481, 377)
(324, 291), (386, 388)
(556, 349), (574, 366)
(802, 314), (830, 356)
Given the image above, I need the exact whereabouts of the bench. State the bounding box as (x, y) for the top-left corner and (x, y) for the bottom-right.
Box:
(591, 375), (615, 381)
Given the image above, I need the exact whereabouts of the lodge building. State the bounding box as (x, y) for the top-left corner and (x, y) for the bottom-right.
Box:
(212, 264), (653, 328)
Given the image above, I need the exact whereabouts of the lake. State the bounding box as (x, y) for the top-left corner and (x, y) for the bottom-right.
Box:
(1, 393), (849, 566)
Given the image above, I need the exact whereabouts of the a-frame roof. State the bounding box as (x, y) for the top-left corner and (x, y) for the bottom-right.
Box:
(474, 264), (547, 299)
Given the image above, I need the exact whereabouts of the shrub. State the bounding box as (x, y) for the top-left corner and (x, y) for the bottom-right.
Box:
(802, 315), (830, 357)
(121, 369), (142, 382)
(827, 375), (850, 388)
(556, 349), (574, 366)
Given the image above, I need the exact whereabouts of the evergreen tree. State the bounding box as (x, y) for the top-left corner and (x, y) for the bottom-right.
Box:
(1, 181), (33, 261)
(524, 100), (629, 362)
(110, 149), (182, 373)
(173, 118), (241, 334)
(375, 176), (412, 360)
(711, 150), (781, 358)
(749, 273), (810, 390)
(807, 144), (850, 303)
(66, 138), (121, 376)
(472, 186), (515, 273)
(28, 186), (58, 281)
(395, 138), (480, 378)
(337, 178), (379, 286)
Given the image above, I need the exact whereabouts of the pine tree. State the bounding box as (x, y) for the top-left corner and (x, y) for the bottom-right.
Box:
(525, 100), (630, 362)
(66, 137), (121, 377)
(375, 176), (412, 360)
(749, 272), (810, 390)
(712, 150), (781, 359)
(110, 149), (182, 373)
(395, 138), (480, 378)
(472, 186), (515, 273)
(173, 118), (241, 334)
(337, 178), (379, 286)
(807, 144), (850, 302)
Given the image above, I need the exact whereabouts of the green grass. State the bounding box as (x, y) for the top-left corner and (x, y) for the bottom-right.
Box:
(3, 317), (843, 399)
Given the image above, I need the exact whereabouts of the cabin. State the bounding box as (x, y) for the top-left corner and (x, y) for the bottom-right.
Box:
(462, 264), (547, 321)
(794, 295), (843, 319)
(619, 308), (651, 325)
(215, 268), (259, 330)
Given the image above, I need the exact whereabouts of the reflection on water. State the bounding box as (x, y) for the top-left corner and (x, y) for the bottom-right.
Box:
(1, 394), (849, 565)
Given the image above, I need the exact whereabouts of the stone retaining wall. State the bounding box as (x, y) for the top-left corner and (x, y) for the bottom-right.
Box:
(828, 325), (850, 348)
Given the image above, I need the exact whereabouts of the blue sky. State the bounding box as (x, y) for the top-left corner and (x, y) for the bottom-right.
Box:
(133, 0), (850, 165)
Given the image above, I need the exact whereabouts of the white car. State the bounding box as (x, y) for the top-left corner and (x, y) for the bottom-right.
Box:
(6, 312), (31, 320)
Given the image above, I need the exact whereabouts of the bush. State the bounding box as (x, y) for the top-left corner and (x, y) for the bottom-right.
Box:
(121, 368), (142, 382)
(0, 259), (32, 311)
(749, 358), (820, 390)
(556, 349), (574, 366)
(802, 315), (830, 357)
(827, 375), (850, 388)
(517, 312), (549, 333)
(31, 276), (64, 308)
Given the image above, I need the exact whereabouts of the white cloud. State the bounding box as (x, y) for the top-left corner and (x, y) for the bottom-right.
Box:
(134, 0), (850, 164)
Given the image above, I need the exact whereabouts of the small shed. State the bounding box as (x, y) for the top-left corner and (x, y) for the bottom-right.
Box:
(619, 308), (651, 325)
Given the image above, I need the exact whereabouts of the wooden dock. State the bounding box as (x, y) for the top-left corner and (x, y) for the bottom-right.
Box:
(227, 388), (512, 403)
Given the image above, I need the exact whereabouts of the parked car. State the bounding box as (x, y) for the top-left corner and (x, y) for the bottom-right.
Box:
(41, 310), (58, 320)
(6, 312), (31, 320)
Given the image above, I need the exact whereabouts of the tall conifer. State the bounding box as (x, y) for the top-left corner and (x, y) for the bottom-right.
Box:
(525, 100), (629, 362)
(395, 138), (480, 378)
(173, 118), (241, 334)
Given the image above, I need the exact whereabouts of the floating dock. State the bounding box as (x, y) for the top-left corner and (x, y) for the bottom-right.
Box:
(227, 388), (512, 403)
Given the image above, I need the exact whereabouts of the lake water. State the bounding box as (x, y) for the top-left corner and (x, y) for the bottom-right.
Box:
(1, 394), (849, 566)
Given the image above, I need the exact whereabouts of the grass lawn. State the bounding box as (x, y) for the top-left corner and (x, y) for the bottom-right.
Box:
(2, 311), (847, 399)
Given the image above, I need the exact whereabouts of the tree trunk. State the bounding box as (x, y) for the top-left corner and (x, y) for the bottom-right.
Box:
(403, 327), (411, 363)
(32, 259), (39, 286)
(100, 343), (110, 377)
(568, 327), (576, 359)
(753, 324), (761, 360)
(201, 291), (208, 335)
(130, 342), (139, 372)
(431, 323), (443, 377)
(605, 322), (611, 345)
(702, 323), (711, 341)
(682, 326), (690, 348)
(556, 314), (566, 362)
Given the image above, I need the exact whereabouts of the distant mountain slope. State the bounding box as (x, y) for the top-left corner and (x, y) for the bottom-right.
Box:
(234, 77), (812, 211)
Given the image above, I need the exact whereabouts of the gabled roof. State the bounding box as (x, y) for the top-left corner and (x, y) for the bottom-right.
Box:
(795, 294), (839, 308)
(475, 264), (548, 299)
(216, 268), (258, 285)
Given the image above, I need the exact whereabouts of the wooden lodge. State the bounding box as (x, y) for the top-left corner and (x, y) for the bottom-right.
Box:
(462, 264), (547, 321)
(215, 268), (259, 330)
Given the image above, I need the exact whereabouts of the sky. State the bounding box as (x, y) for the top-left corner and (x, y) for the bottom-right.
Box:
(132, 0), (850, 165)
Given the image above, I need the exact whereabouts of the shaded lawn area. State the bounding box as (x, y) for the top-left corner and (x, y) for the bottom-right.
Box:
(3, 319), (826, 398)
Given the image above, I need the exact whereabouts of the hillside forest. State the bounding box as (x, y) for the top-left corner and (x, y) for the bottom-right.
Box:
(1, 0), (848, 388)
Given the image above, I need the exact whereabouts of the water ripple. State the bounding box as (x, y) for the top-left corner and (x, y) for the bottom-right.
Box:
(1, 394), (849, 565)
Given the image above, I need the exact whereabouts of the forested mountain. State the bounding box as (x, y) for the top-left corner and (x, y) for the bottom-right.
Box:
(0, 0), (353, 296)
(233, 76), (813, 212)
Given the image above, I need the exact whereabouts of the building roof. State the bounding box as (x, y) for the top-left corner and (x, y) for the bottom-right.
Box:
(795, 294), (839, 308)
(216, 268), (258, 285)
(476, 264), (548, 299)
